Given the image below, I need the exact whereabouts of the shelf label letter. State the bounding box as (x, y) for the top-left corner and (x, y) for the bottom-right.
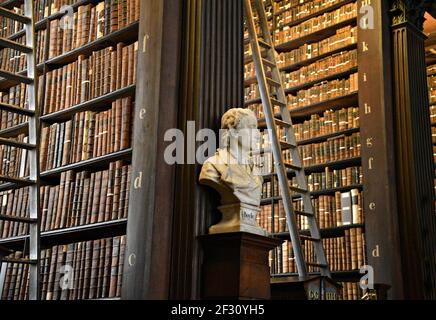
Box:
(143, 34), (150, 53)
(134, 172), (143, 189)
(139, 108), (147, 120)
(368, 157), (374, 170)
(364, 103), (371, 114)
(369, 202), (376, 211)
(362, 41), (369, 52)
(372, 245), (380, 258)
(128, 253), (136, 266)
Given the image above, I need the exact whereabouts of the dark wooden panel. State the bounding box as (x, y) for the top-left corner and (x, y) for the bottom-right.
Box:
(390, 0), (436, 299)
(357, 0), (404, 299)
(121, 0), (182, 300)
(170, 0), (244, 300)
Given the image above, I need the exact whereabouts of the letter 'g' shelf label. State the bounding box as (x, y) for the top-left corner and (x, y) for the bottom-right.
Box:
(139, 108), (147, 120)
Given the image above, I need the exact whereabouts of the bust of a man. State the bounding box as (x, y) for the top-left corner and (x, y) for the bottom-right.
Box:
(199, 108), (266, 235)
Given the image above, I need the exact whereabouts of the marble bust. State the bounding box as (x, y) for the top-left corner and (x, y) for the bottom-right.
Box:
(199, 108), (267, 236)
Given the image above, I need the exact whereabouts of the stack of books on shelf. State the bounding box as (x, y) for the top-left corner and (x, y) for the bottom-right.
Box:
(1, 236), (126, 300)
(0, 0), (140, 300)
(269, 226), (365, 274)
(258, 188), (363, 232)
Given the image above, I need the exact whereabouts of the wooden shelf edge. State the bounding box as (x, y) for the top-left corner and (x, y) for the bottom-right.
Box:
(284, 66), (358, 95)
(279, 43), (358, 73)
(297, 127), (360, 146)
(41, 84), (136, 123)
(45, 22), (139, 68)
(41, 148), (133, 181)
(0, 219), (127, 251)
(272, 223), (365, 240)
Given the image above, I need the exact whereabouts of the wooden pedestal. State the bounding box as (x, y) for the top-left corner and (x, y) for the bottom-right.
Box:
(199, 232), (282, 300)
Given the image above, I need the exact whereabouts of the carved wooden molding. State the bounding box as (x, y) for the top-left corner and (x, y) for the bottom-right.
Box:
(390, 0), (428, 30)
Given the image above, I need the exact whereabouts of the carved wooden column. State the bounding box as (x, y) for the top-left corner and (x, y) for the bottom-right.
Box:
(357, 0), (403, 299)
(390, 0), (436, 299)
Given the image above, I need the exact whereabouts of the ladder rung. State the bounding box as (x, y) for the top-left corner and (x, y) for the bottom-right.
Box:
(258, 39), (272, 49)
(0, 7), (31, 24)
(300, 235), (321, 242)
(0, 175), (34, 186)
(280, 141), (295, 150)
(307, 263), (328, 268)
(0, 137), (35, 150)
(284, 162), (302, 171)
(0, 214), (37, 223)
(266, 78), (281, 87)
(0, 102), (34, 116)
(0, 37), (32, 53)
(1, 258), (37, 265)
(270, 98), (287, 108)
(0, 69), (32, 85)
(274, 118), (292, 127)
(289, 185), (308, 194)
(262, 58), (275, 69)
(295, 210), (314, 217)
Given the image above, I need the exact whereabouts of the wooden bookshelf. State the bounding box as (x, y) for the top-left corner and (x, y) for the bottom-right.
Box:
(275, 17), (357, 52)
(279, 43), (358, 73)
(0, 0), (140, 301)
(276, 0), (355, 30)
(284, 66), (358, 95)
(40, 85), (136, 123)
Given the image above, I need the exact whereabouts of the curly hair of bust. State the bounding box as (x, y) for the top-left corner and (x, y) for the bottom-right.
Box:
(220, 108), (257, 148)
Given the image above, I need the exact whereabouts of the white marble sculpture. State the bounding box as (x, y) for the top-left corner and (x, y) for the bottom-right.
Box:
(199, 108), (267, 236)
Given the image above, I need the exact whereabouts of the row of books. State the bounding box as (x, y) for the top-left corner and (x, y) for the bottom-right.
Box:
(293, 107), (359, 142)
(244, 72), (358, 109)
(430, 105), (436, 125)
(43, 42), (137, 115)
(0, 0), (48, 38)
(259, 189), (364, 232)
(294, 132), (361, 166)
(273, 3), (357, 45)
(0, 161), (131, 238)
(281, 49), (357, 89)
(275, 0), (346, 28)
(48, 0), (139, 58)
(253, 133), (361, 175)
(273, 0), (312, 13)
(340, 282), (364, 301)
(0, 134), (29, 178)
(429, 73), (436, 105)
(1, 236), (126, 300)
(0, 30), (46, 71)
(270, 227), (366, 274)
(0, 83), (34, 129)
(40, 97), (133, 171)
(287, 73), (358, 109)
(276, 26), (357, 69)
(261, 166), (362, 198)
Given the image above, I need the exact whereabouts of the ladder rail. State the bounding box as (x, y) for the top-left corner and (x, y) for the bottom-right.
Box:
(24, 0), (41, 301)
(244, 0), (308, 278)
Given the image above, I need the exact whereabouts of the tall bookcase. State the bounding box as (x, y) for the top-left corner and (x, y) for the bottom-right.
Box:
(0, 0), (139, 300)
(243, 0), (395, 300)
